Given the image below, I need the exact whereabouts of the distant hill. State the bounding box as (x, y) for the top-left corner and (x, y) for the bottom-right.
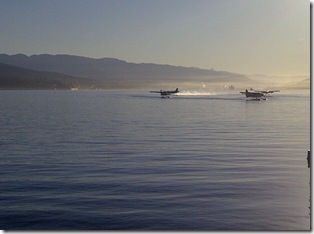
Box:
(0, 63), (101, 89)
(0, 54), (251, 89)
(247, 74), (310, 90)
(282, 78), (310, 89)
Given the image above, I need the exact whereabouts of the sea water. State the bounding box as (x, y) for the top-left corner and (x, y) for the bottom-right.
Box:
(0, 89), (310, 230)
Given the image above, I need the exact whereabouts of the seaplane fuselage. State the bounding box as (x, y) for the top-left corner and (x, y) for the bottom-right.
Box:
(245, 89), (264, 98)
(239, 89), (265, 100)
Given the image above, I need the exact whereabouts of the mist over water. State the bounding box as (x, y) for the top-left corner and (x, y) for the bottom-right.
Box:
(0, 89), (310, 230)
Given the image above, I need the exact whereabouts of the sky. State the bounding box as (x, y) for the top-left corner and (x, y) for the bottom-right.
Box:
(0, 0), (310, 76)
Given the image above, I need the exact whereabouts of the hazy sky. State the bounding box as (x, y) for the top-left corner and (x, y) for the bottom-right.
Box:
(0, 0), (310, 76)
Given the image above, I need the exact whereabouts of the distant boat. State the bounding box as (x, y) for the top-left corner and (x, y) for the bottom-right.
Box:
(70, 81), (80, 91)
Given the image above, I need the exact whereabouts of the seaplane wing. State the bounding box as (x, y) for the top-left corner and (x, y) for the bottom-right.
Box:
(258, 90), (280, 94)
(150, 88), (179, 97)
(241, 89), (280, 95)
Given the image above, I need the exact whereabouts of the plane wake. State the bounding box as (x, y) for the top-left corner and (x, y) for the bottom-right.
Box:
(176, 91), (218, 96)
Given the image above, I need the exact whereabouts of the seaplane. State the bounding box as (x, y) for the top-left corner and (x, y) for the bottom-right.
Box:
(150, 88), (179, 98)
(240, 89), (280, 100)
(240, 89), (266, 100)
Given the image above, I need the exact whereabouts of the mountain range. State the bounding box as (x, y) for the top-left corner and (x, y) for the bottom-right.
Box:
(0, 62), (102, 90)
(0, 54), (251, 89)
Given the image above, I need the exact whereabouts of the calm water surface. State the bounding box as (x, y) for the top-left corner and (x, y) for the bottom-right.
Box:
(0, 89), (310, 230)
